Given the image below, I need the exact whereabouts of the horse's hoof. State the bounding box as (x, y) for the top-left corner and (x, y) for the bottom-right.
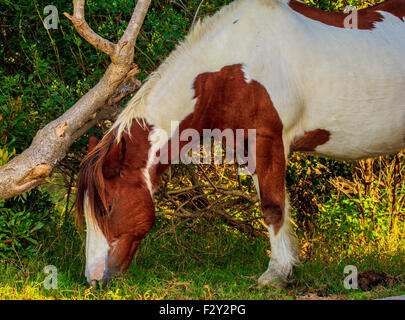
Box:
(258, 271), (289, 289)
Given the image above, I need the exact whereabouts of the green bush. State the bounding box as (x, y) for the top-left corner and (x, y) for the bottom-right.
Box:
(0, 189), (57, 259)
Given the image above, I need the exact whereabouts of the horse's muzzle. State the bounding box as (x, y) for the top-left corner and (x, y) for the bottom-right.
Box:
(89, 270), (118, 288)
(88, 255), (120, 288)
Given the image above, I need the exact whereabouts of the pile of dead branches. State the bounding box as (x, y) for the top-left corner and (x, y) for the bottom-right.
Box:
(153, 161), (267, 242)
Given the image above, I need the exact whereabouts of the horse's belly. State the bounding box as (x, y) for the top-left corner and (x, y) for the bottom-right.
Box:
(307, 99), (405, 160)
(315, 131), (405, 160)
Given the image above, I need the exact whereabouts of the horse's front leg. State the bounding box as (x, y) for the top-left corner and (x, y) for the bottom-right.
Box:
(252, 135), (299, 288)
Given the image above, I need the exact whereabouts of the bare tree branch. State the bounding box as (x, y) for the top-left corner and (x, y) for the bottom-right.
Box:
(191, 0), (206, 29)
(63, 0), (116, 57)
(0, 0), (151, 200)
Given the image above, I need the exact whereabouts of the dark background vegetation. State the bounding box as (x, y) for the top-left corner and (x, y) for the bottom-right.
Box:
(0, 0), (403, 299)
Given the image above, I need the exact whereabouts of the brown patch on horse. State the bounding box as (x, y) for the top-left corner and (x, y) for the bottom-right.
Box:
(155, 64), (286, 234)
(290, 129), (330, 152)
(289, 0), (405, 30)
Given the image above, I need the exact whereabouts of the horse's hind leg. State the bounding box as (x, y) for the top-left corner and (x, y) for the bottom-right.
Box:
(252, 135), (299, 288)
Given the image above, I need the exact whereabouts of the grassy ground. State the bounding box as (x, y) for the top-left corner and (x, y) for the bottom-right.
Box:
(0, 218), (403, 300)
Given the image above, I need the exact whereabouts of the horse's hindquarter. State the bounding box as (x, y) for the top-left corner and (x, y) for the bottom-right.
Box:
(278, 10), (405, 160)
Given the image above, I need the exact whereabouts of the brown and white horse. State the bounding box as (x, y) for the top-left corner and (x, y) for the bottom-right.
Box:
(77, 0), (405, 287)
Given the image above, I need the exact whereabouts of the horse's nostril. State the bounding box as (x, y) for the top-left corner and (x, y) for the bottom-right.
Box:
(90, 280), (98, 288)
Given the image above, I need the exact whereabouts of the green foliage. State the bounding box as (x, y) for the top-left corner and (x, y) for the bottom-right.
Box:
(287, 152), (405, 259)
(306, 0), (384, 11)
(0, 145), (16, 166)
(287, 153), (354, 236)
(319, 197), (388, 246)
(0, 189), (57, 259)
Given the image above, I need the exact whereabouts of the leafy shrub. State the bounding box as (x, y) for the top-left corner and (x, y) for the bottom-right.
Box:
(0, 145), (15, 166)
(288, 153), (404, 258)
(306, 0), (383, 11)
(0, 189), (57, 259)
(287, 153), (354, 237)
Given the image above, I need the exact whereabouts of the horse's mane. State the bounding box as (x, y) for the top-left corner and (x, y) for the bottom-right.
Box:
(76, 130), (118, 233)
(111, 0), (249, 141)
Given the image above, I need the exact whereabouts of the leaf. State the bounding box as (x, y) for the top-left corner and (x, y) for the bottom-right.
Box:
(31, 222), (44, 231)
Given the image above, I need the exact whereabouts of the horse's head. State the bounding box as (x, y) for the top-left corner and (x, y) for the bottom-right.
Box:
(76, 125), (155, 287)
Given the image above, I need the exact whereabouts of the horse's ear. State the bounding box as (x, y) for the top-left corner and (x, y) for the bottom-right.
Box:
(102, 138), (126, 179)
(88, 136), (100, 153)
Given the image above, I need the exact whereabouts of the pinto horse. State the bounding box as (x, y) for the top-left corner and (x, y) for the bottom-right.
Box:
(77, 0), (405, 287)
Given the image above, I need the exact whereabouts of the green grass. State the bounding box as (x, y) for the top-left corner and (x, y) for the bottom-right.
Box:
(0, 218), (403, 300)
